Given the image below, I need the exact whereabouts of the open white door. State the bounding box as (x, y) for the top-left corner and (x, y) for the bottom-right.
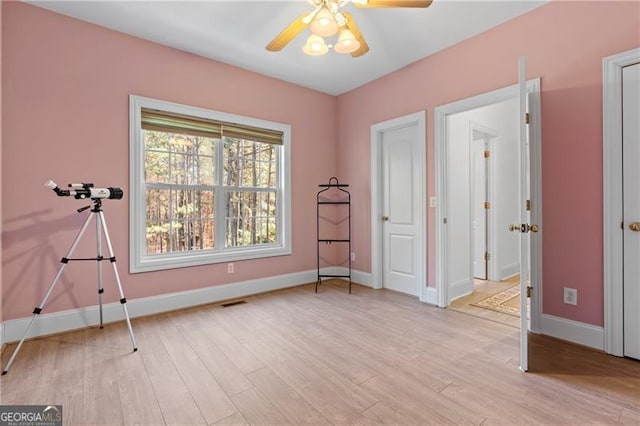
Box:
(518, 56), (531, 372)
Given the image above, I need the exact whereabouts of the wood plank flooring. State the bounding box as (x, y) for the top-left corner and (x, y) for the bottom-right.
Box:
(1, 280), (639, 425)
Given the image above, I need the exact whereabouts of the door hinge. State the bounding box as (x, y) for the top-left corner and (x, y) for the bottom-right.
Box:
(483, 150), (490, 158)
(484, 201), (491, 209)
(525, 113), (530, 124)
(484, 252), (490, 261)
(526, 199), (531, 211)
(526, 286), (533, 298)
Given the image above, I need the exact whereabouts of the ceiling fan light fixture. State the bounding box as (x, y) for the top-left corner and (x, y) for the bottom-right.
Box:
(303, 34), (329, 56)
(309, 7), (339, 37)
(334, 28), (360, 54)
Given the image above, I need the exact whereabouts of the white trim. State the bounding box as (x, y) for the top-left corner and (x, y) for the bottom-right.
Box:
(424, 286), (438, 305)
(540, 314), (604, 351)
(128, 95), (292, 273)
(3, 269), (315, 343)
(333, 268), (373, 288)
(370, 111), (427, 300)
(603, 48), (640, 356)
(469, 122), (499, 282)
(528, 79), (543, 334)
(434, 79), (542, 333)
(449, 279), (473, 302)
(434, 107), (448, 307)
(500, 262), (520, 282)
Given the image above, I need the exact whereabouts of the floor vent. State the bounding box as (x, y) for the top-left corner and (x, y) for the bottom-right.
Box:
(221, 300), (247, 308)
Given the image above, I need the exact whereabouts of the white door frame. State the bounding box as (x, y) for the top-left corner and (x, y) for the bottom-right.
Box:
(603, 48), (640, 357)
(371, 111), (427, 301)
(469, 122), (500, 282)
(434, 79), (542, 333)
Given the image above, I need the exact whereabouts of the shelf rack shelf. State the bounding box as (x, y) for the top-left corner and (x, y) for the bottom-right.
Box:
(316, 177), (351, 293)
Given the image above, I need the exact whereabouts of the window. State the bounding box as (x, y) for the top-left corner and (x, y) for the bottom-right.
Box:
(129, 95), (291, 272)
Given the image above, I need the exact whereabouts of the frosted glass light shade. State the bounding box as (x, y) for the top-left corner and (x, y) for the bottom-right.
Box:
(334, 28), (360, 54)
(303, 34), (329, 56)
(309, 7), (339, 37)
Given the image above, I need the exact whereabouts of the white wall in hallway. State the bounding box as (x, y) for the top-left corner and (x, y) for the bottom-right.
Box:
(447, 96), (520, 292)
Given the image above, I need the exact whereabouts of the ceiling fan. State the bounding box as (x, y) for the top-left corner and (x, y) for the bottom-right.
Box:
(266, 0), (433, 57)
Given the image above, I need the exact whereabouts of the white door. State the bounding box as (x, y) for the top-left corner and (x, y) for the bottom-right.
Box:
(382, 124), (420, 296)
(517, 56), (531, 372)
(623, 62), (640, 360)
(472, 135), (489, 280)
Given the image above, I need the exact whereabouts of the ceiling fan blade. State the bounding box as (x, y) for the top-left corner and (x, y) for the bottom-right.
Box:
(353, 0), (433, 8)
(342, 12), (369, 57)
(266, 13), (310, 52)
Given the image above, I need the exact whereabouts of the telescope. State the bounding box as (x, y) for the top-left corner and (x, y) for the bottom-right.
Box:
(2, 179), (137, 375)
(45, 180), (123, 200)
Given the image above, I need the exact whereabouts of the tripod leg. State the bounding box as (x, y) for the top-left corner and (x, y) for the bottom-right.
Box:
(97, 211), (138, 352)
(96, 211), (104, 328)
(2, 212), (95, 375)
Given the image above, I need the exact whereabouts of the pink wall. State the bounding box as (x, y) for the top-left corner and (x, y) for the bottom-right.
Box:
(0, 0), (4, 329)
(1, 2), (337, 321)
(336, 1), (640, 326)
(3, 1), (639, 329)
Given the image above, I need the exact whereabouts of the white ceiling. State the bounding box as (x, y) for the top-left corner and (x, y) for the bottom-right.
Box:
(28, 0), (548, 95)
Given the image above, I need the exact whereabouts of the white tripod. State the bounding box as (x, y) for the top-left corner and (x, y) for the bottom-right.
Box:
(2, 198), (138, 375)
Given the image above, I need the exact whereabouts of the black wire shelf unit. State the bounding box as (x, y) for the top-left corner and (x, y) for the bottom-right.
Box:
(316, 177), (351, 293)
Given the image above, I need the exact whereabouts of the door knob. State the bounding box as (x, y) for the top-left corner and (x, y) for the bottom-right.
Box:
(630, 222), (640, 232)
(509, 223), (539, 233)
(382, 216), (389, 222)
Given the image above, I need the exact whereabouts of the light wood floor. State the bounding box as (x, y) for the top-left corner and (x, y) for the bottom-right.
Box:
(449, 277), (523, 328)
(1, 280), (639, 425)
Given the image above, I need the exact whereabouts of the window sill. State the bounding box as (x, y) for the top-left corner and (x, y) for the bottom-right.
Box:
(130, 245), (292, 273)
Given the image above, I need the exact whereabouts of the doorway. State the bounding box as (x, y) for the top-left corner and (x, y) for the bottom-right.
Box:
(434, 78), (542, 332)
(603, 48), (640, 360)
(370, 112), (426, 300)
(446, 102), (523, 328)
(471, 123), (499, 281)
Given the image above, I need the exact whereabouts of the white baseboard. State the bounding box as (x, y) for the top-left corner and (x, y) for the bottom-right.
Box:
(2, 268), (607, 355)
(333, 267), (372, 288)
(539, 314), (604, 351)
(352, 269), (372, 287)
(500, 262), (520, 281)
(3, 269), (319, 343)
(449, 278), (472, 301)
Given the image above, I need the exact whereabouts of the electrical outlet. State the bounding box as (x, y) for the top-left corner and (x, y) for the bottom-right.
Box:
(351, 252), (356, 262)
(563, 287), (577, 305)
(227, 263), (234, 273)
(430, 196), (437, 208)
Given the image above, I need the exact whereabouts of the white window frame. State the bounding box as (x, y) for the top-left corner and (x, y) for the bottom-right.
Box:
(129, 95), (291, 273)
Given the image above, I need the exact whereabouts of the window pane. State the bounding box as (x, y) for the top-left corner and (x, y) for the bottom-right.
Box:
(144, 130), (217, 186)
(226, 190), (277, 247)
(146, 188), (170, 221)
(146, 220), (171, 255)
(223, 138), (276, 188)
(144, 130), (170, 151)
(145, 151), (170, 183)
(146, 188), (215, 254)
